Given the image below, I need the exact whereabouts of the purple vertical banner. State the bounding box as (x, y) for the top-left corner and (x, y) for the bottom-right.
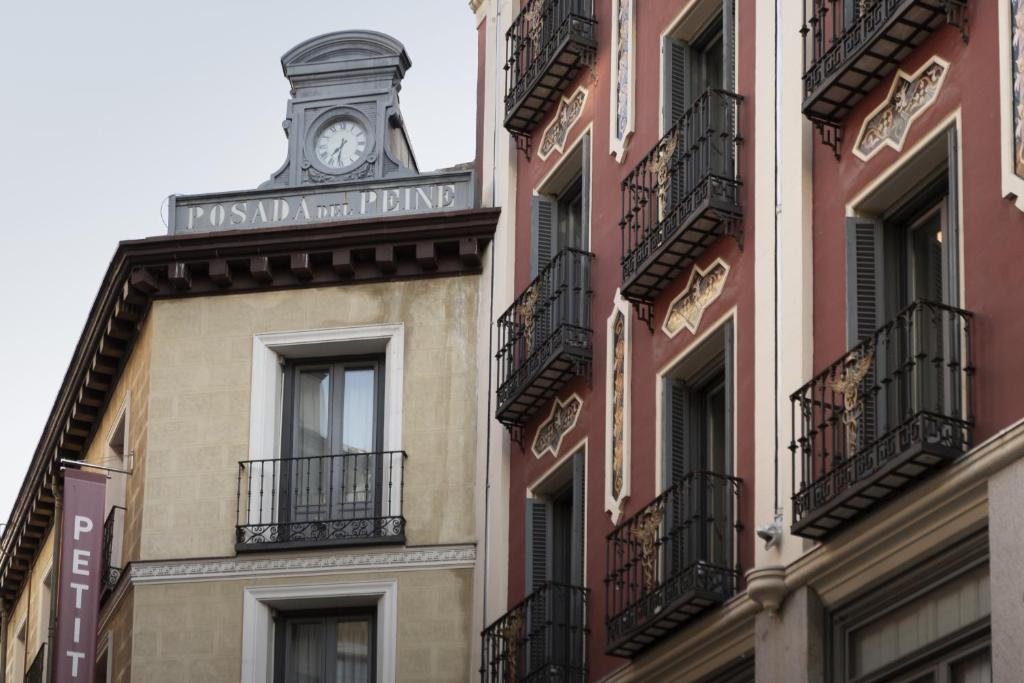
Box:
(54, 469), (106, 682)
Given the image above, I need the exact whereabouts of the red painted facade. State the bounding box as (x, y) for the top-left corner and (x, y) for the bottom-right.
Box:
(810, 2), (1024, 445)
(498, 1), (757, 677)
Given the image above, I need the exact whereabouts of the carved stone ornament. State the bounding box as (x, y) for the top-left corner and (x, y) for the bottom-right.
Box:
(538, 87), (588, 161)
(831, 344), (875, 457)
(605, 290), (631, 524)
(662, 258), (730, 338)
(609, 0), (636, 161)
(629, 502), (664, 591)
(853, 57), (949, 162)
(500, 609), (524, 681)
(532, 394), (584, 459)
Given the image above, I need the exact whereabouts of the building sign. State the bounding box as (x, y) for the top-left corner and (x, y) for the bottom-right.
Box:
(609, 0), (635, 162)
(605, 292), (631, 523)
(662, 259), (730, 337)
(55, 469), (106, 682)
(167, 169), (475, 234)
(538, 88), (587, 161)
(853, 57), (949, 162)
(531, 394), (583, 459)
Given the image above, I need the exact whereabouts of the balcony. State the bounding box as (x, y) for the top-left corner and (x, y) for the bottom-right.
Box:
(605, 471), (741, 658)
(495, 248), (593, 430)
(26, 644), (45, 683)
(504, 0), (597, 138)
(236, 451), (406, 551)
(620, 90), (742, 312)
(480, 582), (589, 682)
(801, 0), (968, 127)
(790, 300), (974, 539)
(101, 505), (125, 600)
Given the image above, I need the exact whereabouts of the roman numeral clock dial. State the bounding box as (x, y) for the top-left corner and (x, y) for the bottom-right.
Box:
(314, 118), (368, 170)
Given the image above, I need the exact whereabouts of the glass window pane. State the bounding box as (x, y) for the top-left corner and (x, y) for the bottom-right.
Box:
(297, 370), (331, 458)
(850, 565), (990, 678)
(341, 369), (376, 454)
(288, 621), (324, 683)
(951, 649), (991, 683)
(336, 619), (371, 683)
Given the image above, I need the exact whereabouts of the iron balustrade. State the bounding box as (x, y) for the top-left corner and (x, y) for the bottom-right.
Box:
(480, 582), (589, 683)
(619, 89), (742, 305)
(605, 471), (741, 657)
(789, 300), (974, 538)
(236, 451), (406, 550)
(800, 0), (967, 125)
(25, 644), (45, 683)
(503, 0), (597, 135)
(495, 248), (593, 427)
(101, 505), (125, 599)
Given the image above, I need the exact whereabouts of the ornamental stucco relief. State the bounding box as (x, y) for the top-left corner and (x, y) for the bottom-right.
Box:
(853, 57), (949, 162)
(538, 87), (588, 160)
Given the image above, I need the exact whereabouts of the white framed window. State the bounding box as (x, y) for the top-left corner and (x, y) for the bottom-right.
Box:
(241, 580), (397, 683)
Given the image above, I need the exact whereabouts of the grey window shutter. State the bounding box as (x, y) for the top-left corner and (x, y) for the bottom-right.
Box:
(580, 133), (591, 250)
(668, 380), (692, 487)
(663, 37), (691, 131)
(945, 129), (960, 307)
(524, 497), (551, 594)
(570, 452), (586, 586)
(531, 196), (556, 279)
(845, 218), (885, 348)
(723, 323), (734, 477)
(722, 0), (736, 92)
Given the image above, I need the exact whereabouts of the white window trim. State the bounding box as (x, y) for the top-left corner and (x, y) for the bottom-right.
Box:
(998, 0), (1024, 212)
(248, 325), (405, 522)
(240, 579), (398, 683)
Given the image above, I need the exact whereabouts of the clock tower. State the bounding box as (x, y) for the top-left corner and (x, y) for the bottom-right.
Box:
(262, 30), (418, 188)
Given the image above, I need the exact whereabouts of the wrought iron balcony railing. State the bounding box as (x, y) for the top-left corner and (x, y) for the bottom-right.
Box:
(790, 300), (974, 539)
(801, 0), (968, 129)
(605, 471), (741, 658)
(620, 89), (742, 312)
(25, 644), (45, 683)
(495, 248), (593, 429)
(101, 505), (125, 600)
(504, 0), (597, 137)
(480, 582), (589, 683)
(236, 451), (406, 551)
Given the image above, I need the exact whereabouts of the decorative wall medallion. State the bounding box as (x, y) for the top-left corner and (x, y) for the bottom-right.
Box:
(662, 259), (730, 338)
(538, 87), (588, 161)
(532, 394), (583, 459)
(605, 291), (631, 523)
(609, 0), (636, 162)
(1013, 0), (1024, 177)
(853, 57), (949, 162)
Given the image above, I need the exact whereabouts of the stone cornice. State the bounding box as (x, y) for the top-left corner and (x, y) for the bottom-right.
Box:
(0, 208), (498, 603)
(129, 544), (477, 584)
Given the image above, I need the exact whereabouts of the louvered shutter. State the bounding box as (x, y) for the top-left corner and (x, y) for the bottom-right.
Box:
(665, 379), (691, 574)
(663, 37), (691, 132)
(570, 452), (586, 586)
(531, 196), (556, 278)
(846, 218), (885, 348)
(524, 497), (551, 594)
(722, 0), (736, 92)
(580, 133), (591, 250)
(845, 217), (884, 448)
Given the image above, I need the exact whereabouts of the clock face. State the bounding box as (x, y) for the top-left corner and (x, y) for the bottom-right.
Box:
(314, 118), (368, 170)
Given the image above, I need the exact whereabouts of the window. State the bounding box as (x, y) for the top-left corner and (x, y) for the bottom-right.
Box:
(103, 400), (128, 589)
(828, 534), (991, 683)
(280, 357), (384, 526)
(531, 133), (591, 278)
(846, 128), (961, 346)
(662, 321), (735, 573)
(663, 0), (735, 131)
(274, 610), (375, 683)
(525, 451), (586, 592)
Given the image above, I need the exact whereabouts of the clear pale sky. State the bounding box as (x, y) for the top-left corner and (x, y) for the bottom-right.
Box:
(0, 0), (479, 522)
